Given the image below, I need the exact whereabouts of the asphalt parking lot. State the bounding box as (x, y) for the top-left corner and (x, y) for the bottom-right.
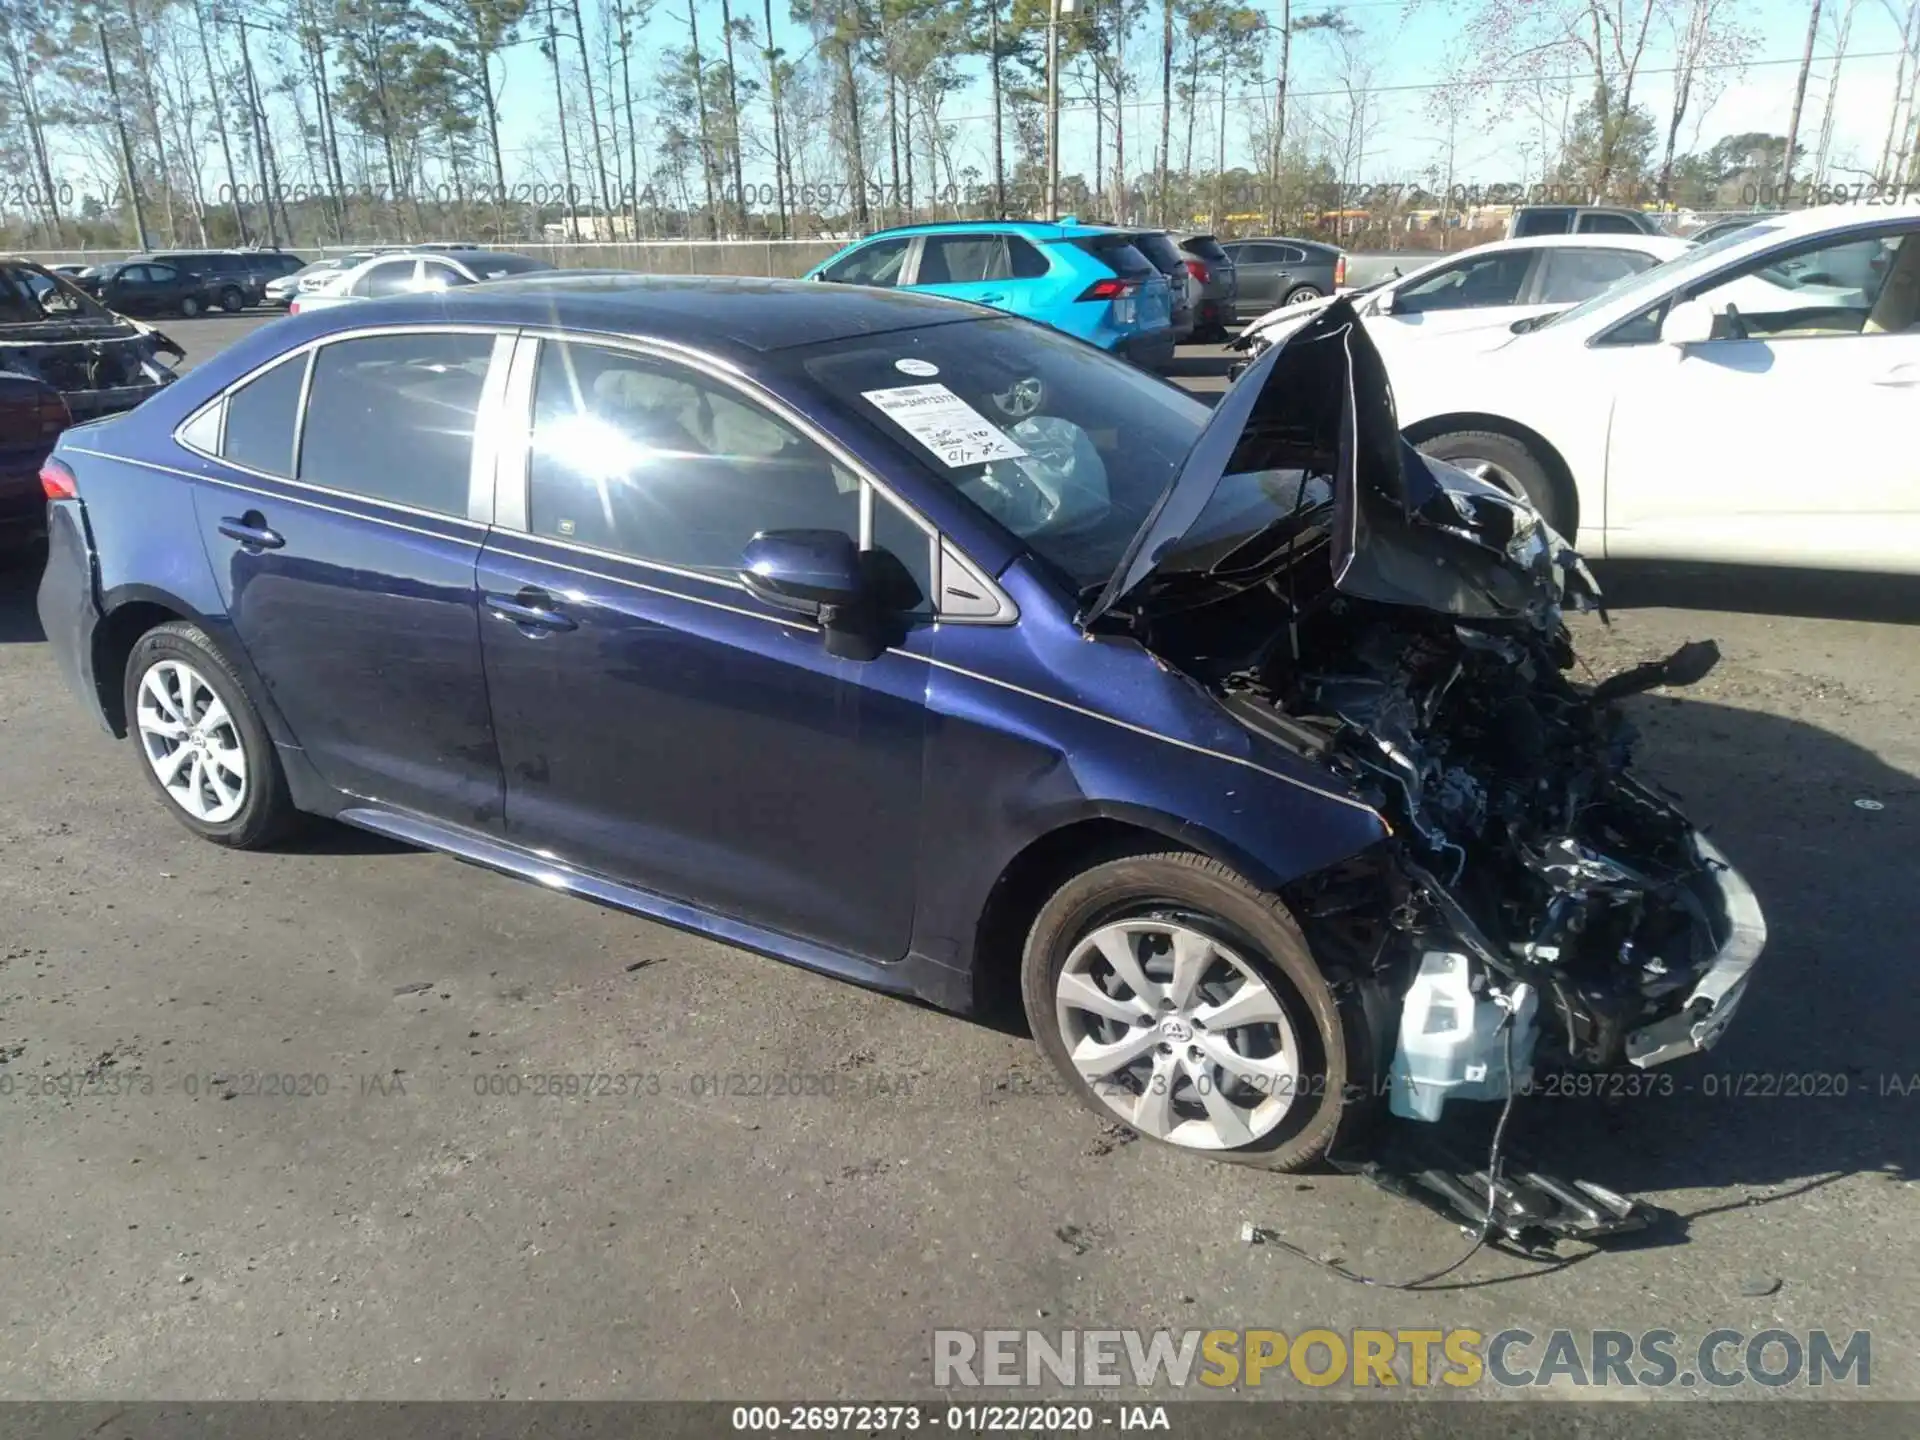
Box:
(1, 310), (1917, 1401)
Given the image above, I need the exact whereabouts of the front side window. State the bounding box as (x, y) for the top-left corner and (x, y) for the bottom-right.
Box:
(221, 353), (308, 475)
(1534, 247), (1659, 304)
(298, 331), (493, 514)
(526, 341), (863, 575)
(1578, 212), (1644, 235)
(419, 261), (472, 291)
(789, 316), (1210, 591)
(821, 238), (910, 287)
(148, 265), (180, 286)
(1396, 251), (1533, 313)
(1687, 227), (1913, 339)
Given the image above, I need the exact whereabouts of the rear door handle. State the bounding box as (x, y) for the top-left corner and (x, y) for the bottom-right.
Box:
(484, 588), (578, 632)
(218, 514), (285, 549)
(975, 292), (1007, 304)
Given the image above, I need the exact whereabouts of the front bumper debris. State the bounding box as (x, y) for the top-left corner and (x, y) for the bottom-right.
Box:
(1625, 832), (1767, 1067)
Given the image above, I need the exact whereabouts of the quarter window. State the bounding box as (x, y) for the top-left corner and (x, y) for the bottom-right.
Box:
(298, 331), (493, 514)
(220, 353), (308, 475)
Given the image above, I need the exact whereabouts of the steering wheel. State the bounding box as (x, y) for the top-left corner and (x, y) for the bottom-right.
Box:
(990, 375), (1045, 420)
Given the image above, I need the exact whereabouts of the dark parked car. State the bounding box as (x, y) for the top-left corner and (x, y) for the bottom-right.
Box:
(35, 278), (1765, 1171)
(1221, 237), (1345, 316)
(1177, 233), (1237, 340)
(1506, 206), (1662, 239)
(1123, 229), (1197, 345)
(76, 260), (226, 318)
(0, 259), (181, 544)
(145, 249), (304, 311)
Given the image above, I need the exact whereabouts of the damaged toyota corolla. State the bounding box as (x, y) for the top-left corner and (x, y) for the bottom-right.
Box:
(37, 279), (1762, 1178)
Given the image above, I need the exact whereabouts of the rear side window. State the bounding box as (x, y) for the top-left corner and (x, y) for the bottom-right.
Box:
(353, 260), (417, 298)
(526, 340), (861, 573)
(220, 353), (307, 475)
(1534, 247), (1657, 303)
(1074, 236), (1156, 278)
(298, 332), (493, 514)
(1579, 212), (1645, 235)
(918, 235), (1012, 284)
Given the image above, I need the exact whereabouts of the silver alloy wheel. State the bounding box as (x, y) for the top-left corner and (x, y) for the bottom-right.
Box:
(1285, 286), (1322, 305)
(1054, 917), (1301, 1150)
(135, 659), (248, 824)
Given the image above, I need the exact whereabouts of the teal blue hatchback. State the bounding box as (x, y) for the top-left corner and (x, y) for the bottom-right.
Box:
(808, 219), (1178, 369)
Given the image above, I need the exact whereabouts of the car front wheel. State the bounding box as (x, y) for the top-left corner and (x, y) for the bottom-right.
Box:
(125, 621), (297, 849)
(178, 294), (202, 318)
(1020, 851), (1364, 1171)
(219, 286), (244, 312)
(1415, 429), (1572, 538)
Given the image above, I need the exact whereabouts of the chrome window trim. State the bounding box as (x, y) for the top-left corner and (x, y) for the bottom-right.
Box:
(485, 543), (823, 635)
(491, 332), (539, 531)
(287, 348), (316, 475)
(171, 322), (514, 525)
(65, 446), (485, 545)
(499, 327), (1013, 624)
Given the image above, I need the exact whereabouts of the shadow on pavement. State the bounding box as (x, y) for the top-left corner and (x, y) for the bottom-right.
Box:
(0, 546), (46, 643)
(1594, 560), (1920, 625)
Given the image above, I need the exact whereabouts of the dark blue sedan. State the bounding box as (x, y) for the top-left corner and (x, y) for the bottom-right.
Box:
(36, 277), (1764, 1169)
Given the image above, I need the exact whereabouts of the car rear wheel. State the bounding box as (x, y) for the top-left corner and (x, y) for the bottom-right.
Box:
(1415, 429), (1573, 538)
(219, 286), (244, 312)
(1020, 852), (1362, 1171)
(126, 621), (297, 849)
(1283, 284), (1323, 306)
(179, 294), (202, 318)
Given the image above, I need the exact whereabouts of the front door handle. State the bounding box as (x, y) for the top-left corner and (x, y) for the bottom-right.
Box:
(975, 292), (1007, 304)
(1871, 362), (1919, 387)
(484, 588), (578, 632)
(218, 513), (285, 550)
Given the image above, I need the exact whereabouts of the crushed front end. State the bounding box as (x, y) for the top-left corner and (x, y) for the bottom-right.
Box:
(1089, 300), (1767, 1128)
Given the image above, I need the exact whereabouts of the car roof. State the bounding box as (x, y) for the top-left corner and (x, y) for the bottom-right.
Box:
(1475, 233), (1690, 253)
(850, 217), (1126, 242)
(1228, 236), (1339, 252)
(280, 274), (989, 354)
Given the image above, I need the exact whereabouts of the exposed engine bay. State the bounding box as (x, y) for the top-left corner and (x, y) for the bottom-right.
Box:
(1093, 302), (1765, 1127)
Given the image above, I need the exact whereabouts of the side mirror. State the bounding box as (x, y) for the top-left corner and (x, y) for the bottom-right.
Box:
(1662, 296), (1719, 346)
(741, 529), (885, 661)
(1372, 286), (1396, 316)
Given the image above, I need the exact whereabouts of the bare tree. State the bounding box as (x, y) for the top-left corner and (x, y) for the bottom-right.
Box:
(1779, 0), (1823, 196)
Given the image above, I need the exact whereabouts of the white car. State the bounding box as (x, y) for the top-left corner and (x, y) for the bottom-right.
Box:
(1238, 234), (1692, 359)
(1388, 203), (1920, 572)
(289, 249), (551, 314)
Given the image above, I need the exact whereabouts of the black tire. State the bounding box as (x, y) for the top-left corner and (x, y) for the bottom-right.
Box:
(1283, 284), (1323, 306)
(1417, 428), (1574, 538)
(219, 286), (245, 313)
(178, 294), (202, 319)
(1020, 851), (1369, 1172)
(123, 620), (298, 849)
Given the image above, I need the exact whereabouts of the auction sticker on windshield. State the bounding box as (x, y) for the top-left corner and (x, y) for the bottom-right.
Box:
(862, 384), (1028, 467)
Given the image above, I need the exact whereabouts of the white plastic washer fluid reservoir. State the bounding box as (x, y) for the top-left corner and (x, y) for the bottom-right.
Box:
(1388, 951), (1539, 1122)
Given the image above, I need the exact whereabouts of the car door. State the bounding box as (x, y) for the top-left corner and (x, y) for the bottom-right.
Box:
(473, 334), (936, 960)
(1232, 244), (1295, 314)
(106, 265), (155, 315)
(906, 233), (1021, 313)
(178, 326), (511, 822)
(1604, 221), (1920, 569)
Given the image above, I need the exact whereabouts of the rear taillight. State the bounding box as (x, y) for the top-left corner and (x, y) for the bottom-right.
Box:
(1185, 258), (1211, 284)
(1077, 277), (1139, 302)
(288, 298), (301, 315)
(40, 457), (79, 501)
(1334, 254), (1347, 287)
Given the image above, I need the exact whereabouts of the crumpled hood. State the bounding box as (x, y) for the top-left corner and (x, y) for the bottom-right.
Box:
(1082, 298), (1598, 627)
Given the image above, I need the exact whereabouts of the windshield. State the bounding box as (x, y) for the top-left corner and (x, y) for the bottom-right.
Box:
(0, 262), (117, 323)
(1540, 222), (1784, 330)
(788, 317), (1209, 588)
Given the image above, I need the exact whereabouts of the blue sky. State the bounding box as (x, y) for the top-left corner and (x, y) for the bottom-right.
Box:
(483, 0), (1916, 195)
